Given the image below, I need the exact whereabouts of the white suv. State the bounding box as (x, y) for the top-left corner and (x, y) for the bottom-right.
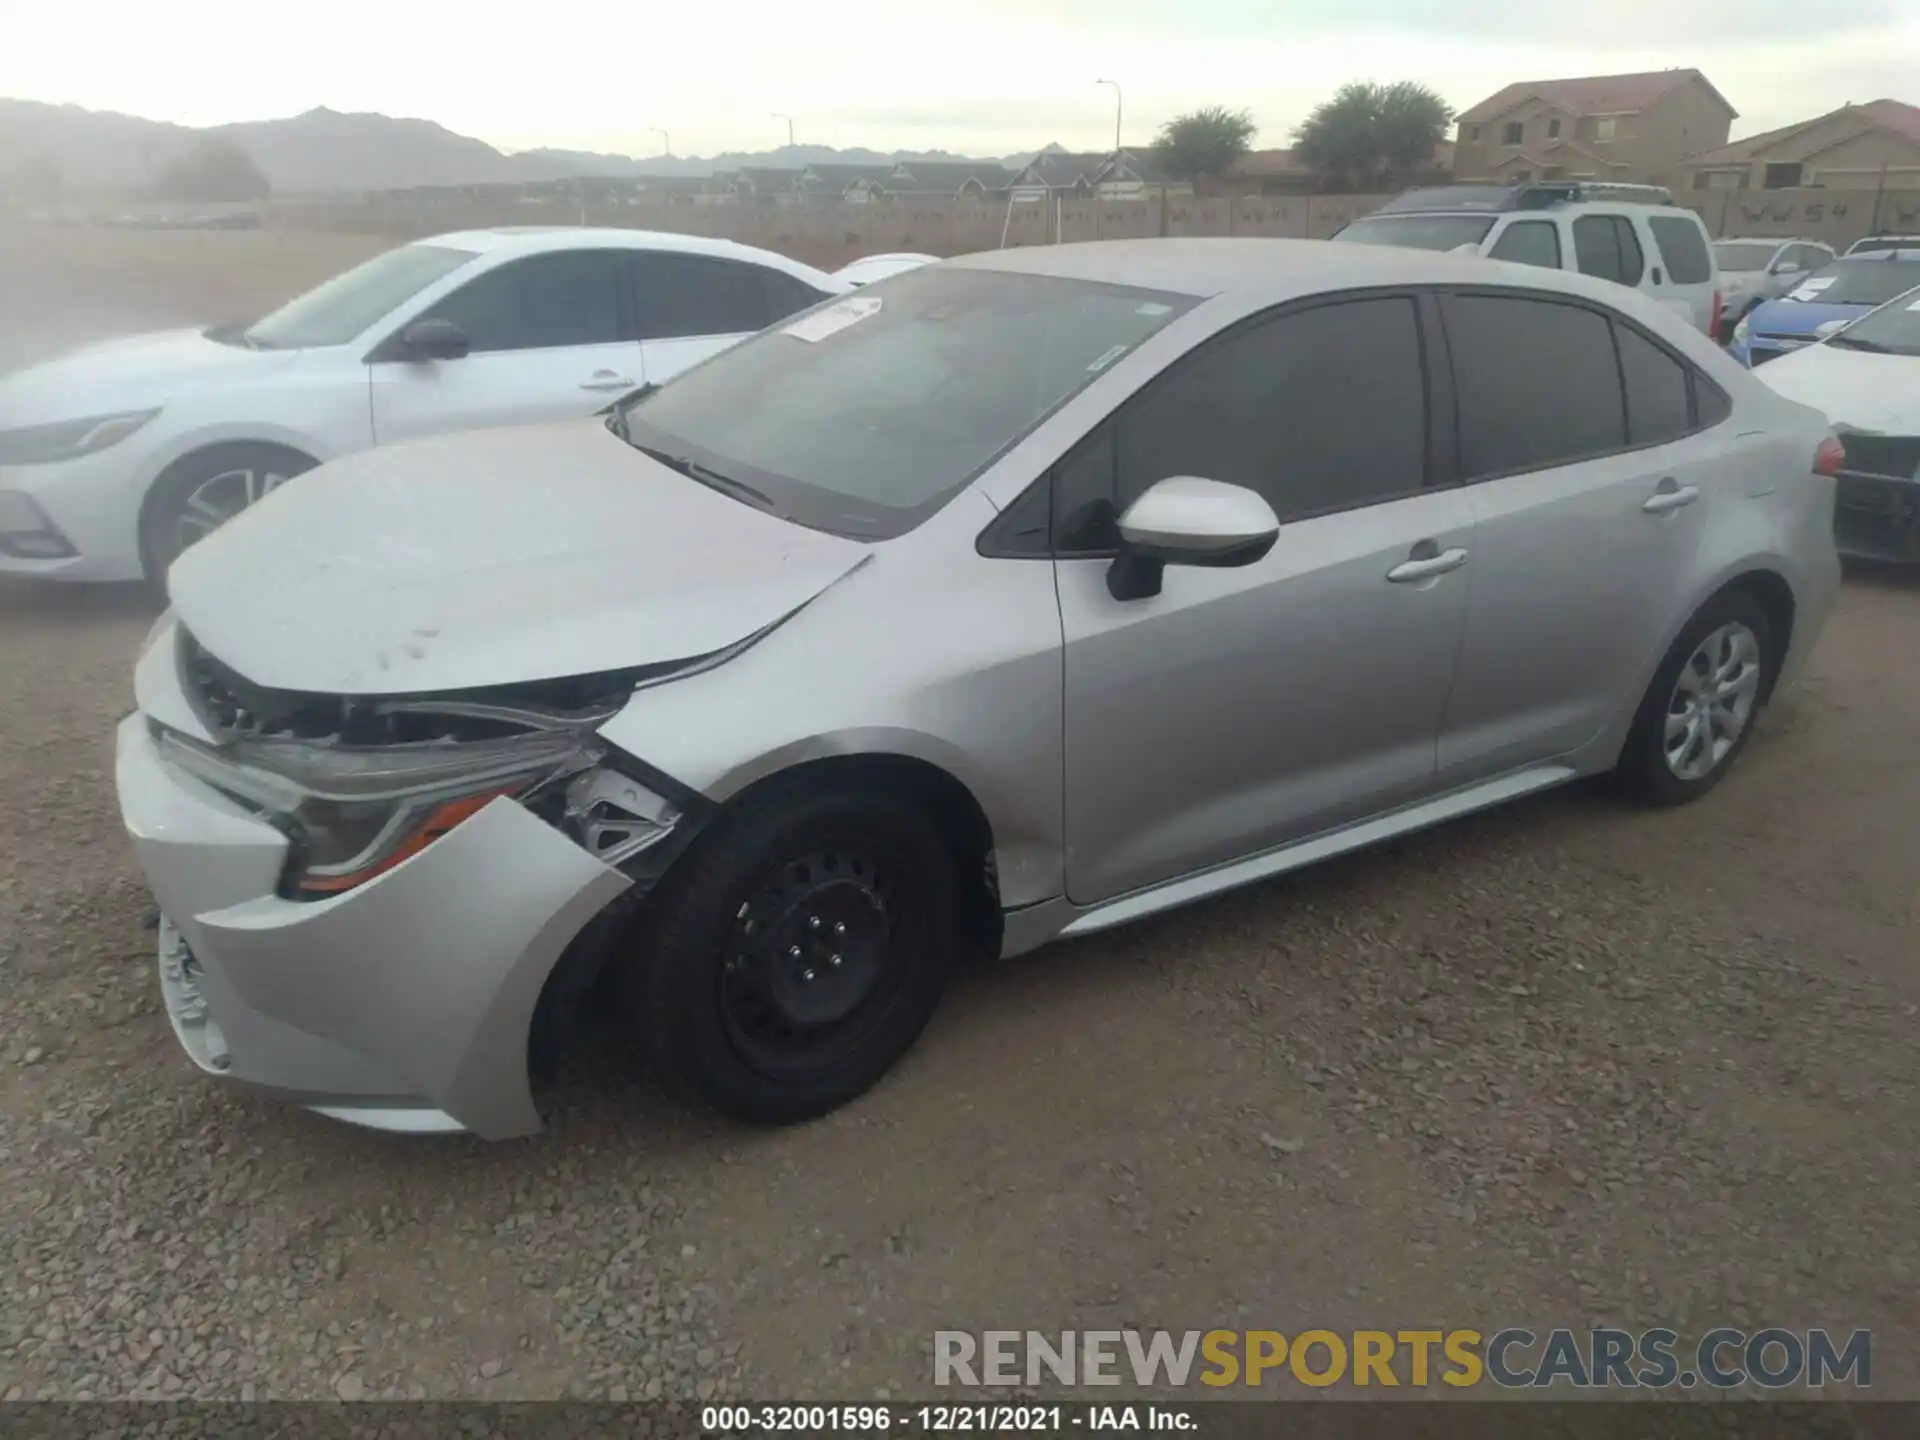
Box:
(1332, 182), (1722, 336)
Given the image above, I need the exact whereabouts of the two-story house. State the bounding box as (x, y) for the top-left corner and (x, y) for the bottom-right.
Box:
(1452, 69), (1737, 188)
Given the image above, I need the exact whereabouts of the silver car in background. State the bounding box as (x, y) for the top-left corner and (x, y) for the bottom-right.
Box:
(1712, 237), (1836, 333)
(117, 240), (1843, 1140)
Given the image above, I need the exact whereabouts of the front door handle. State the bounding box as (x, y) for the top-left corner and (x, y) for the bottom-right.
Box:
(1386, 546), (1469, 583)
(580, 371), (638, 392)
(1643, 480), (1700, 514)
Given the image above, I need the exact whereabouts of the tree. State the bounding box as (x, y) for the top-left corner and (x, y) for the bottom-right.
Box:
(1153, 106), (1258, 184)
(151, 137), (270, 202)
(1294, 81), (1453, 191)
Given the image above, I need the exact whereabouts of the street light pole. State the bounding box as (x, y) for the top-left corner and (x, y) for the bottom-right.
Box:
(1095, 79), (1122, 154)
(651, 127), (670, 158)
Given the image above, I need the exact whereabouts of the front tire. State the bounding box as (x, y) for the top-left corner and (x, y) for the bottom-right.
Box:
(624, 778), (959, 1124)
(1615, 589), (1773, 806)
(139, 442), (316, 588)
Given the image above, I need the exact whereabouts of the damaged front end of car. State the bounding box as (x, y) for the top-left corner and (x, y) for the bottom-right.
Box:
(159, 627), (718, 1084)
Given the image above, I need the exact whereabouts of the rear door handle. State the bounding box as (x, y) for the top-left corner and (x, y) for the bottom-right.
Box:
(1386, 546), (1469, 583)
(1643, 482), (1700, 514)
(580, 371), (638, 392)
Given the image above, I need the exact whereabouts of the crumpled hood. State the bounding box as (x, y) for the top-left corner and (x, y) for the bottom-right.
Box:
(166, 418), (870, 696)
(1755, 343), (1920, 435)
(0, 328), (296, 425)
(1745, 299), (1871, 337)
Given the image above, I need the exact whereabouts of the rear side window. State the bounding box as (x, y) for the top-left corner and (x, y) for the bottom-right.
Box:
(1442, 293), (1625, 478)
(1648, 215), (1713, 284)
(1613, 323), (1693, 445)
(1696, 378), (1732, 428)
(1573, 216), (1646, 286)
(761, 268), (832, 323)
(421, 250), (626, 353)
(1487, 221), (1563, 270)
(631, 252), (770, 339)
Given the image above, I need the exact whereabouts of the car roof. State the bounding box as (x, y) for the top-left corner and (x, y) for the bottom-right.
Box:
(1719, 236), (1827, 246)
(410, 225), (830, 276)
(952, 236), (1668, 311)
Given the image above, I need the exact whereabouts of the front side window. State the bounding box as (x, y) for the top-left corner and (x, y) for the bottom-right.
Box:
(416, 250), (626, 353)
(1442, 293), (1625, 478)
(1573, 215), (1645, 286)
(1487, 220), (1562, 270)
(1054, 296), (1429, 552)
(614, 266), (1196, 540)
(1331, 215), (1496, 253)
(1648, 215), (1712, 284)
(245, 243), (478, 349)
(632, 252), (772, 339)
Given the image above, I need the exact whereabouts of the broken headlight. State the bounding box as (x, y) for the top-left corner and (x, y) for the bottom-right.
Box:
(154, 725), (603, 898)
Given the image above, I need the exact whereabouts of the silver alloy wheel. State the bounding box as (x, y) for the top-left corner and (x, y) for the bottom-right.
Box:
(172, 466), (293, 556)
(1664, 621), (1762, 781)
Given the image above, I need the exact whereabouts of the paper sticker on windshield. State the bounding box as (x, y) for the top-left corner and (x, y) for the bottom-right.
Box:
(1136, 302), (1173, 316)
(1086, 344), (1130, 373)
(783, 295), (883, 343)
(1907, 297), (1920, 311)
(1790, 277), (1837, 300)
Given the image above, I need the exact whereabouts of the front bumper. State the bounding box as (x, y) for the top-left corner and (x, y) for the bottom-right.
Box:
(116, 713), (631, 1139)
(0, 446), (152, 582)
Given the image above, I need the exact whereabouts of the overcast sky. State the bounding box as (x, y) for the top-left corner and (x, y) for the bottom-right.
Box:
(4, 1), (1915, 158)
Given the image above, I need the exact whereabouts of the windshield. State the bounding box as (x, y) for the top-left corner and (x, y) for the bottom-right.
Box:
(1826, 284), (1920, 357)
(1713, 241), (1778, 273)
(1788, 257), (1920, 307)
(1330, 215), (1497, 252)
(613, 266), (1196, 539)
(243, 243), (478, 349)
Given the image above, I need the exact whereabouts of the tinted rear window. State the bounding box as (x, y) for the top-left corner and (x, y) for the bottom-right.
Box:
(1649, 215), (1713, 284)
(1443, 294), (1626, 478)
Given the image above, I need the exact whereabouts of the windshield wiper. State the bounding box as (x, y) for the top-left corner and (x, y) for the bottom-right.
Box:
(629, 443), (777, 513)
(1824, 334), (1889, 353)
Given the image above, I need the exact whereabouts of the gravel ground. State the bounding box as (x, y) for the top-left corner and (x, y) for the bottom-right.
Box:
(2, 296), (1918, 1404)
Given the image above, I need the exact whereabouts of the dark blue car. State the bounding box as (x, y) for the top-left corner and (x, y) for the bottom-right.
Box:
(1730, 251), (1920, 366)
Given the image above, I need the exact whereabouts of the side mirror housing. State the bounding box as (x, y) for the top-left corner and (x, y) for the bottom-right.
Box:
(1106, 476), (1281, 601)
(397, 318), (471, 361)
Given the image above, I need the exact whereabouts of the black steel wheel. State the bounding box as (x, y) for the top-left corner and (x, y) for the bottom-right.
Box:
(625, 777), (958, 1123)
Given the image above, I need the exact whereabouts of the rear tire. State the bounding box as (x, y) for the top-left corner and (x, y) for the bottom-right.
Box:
(623, 777), (959, 1124)
(1615, 589), (1773, 806)
(139, 442), (316, 591)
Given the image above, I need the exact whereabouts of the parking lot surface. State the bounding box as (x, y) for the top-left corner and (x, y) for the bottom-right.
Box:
(2, 297), (1918, 1403)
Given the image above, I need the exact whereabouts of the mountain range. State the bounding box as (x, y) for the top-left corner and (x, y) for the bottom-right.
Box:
(0, 98), (1048, 195)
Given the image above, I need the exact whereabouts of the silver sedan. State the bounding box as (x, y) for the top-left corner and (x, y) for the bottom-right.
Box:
(118, 238), (1843, 1138)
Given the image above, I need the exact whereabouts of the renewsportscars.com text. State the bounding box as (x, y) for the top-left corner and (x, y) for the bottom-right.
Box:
(933, 1327), (1871, 1390)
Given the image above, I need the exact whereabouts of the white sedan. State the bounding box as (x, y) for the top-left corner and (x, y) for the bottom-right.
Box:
(0, 228), (847, 584)
(1754, 282), (1920, 561)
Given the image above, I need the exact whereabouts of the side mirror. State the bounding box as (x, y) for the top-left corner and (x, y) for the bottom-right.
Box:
(1106, 476), (1280, 602)
(1771, 262), (1803, 276)
(397, 318), (471, 361)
